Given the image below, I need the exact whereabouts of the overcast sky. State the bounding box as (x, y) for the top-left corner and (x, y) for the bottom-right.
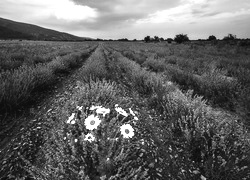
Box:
(1, 0), (250, 39)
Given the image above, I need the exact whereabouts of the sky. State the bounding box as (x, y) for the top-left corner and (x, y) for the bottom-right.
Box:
(0, 0), (250, 39)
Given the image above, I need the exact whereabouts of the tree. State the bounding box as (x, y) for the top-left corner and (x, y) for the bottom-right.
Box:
(144, 36), (150, 43)
(208, 35), (217, 41)
(154, 36), (160, 42)
(223, 34), (237, 40)
(160, 37), (165, 41)
(174, 34), (189, 43)
(166, 38), (173, 43)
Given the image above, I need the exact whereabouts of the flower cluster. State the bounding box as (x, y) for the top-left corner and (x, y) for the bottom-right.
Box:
(66, 104), (139, 142)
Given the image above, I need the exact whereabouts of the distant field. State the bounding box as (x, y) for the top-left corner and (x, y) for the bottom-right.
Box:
(0, 40), (250, 179)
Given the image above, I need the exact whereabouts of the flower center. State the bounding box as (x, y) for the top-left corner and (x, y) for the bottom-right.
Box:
(90, 120), (95, 125)
(125, 129), (130, 134)
(88, 136), (92, 139)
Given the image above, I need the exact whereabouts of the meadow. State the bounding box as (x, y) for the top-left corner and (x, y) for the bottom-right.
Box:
(0, 40), (250, 180)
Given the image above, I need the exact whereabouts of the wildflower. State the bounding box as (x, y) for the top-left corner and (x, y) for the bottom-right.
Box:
(200, 175), (207, 180)
(167, 81), (173, 86)
(75, 139), (78, 143)
(129, 108), (136, 116)
(120, 124), (134, 138)
(134, 116), (139, 121)
(193, 170), (200, 174)
(77, 106), (83, 111)
(96, 107), (110, 116)
(90, 105), (102, 111)
(115, 106), (128, 117)
(140, 139), (145, 145)
(70, 120), (76, 124)
(66, 113), (75, 124)
(84, 133), (95, 142)
(84, 114), (101, 130)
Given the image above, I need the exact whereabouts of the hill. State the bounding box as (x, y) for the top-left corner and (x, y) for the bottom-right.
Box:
(0, 17), (91, 41)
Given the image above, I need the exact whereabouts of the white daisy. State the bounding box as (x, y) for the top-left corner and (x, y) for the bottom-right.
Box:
(129, 108), (136, 116)
(75, 139), (78, 143)
(115, 107), (128, 117)
(134, 116), (139, 121)
(120, 124), (135, 138)
(77, 106), (83, 111)
(89, 105), (102, 111)
(66, 113), (75, 124)
(167, 81), (173, 86)
(84, 133), (95, 142)
(70, 120), (76, 124)
(96, 107), (110, 116)
(84, 114), (101, 130)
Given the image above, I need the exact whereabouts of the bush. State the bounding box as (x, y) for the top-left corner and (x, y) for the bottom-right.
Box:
(208, 35), (217, 41)
(144, 36), (151, 43)
(174, 34), (190, 44)
(142, 56), (166, 72)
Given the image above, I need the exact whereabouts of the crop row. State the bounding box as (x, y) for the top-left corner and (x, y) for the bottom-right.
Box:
(107, 42), (250, 126)
(0, 45), (97, 118)
(0, 41), (98, 72)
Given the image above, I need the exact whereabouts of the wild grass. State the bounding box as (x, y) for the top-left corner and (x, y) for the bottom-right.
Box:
(0, 46), (95, 117)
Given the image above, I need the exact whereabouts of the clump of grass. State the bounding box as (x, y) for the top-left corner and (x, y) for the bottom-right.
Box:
(74, 79), (126, 107)
(142, 56), (166, 72)
(0, 65), (36, 112)
(0, 48), (93, 115)
(122, 50), (147, 65)
(155, 89), (250, 180)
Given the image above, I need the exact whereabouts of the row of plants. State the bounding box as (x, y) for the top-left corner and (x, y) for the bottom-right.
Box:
(112, 44), (247, 114)
(0, 41), (97, 72)
(105, 48), (250, 180)
(0, 45), (97, 118)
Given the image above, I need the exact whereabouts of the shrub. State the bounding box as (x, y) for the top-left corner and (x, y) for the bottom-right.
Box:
(174, 34), (190, 44)
(208, 35), (217, 41)
(144, 36), (150, 43)
(142, 56), (166, 72)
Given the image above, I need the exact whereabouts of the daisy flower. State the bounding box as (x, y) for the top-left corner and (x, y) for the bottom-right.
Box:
(96, 107), (110, 116)
(120, 124), (135, 138)
(89, 105), (102, 111)
(115, 106), (128, 117)
(84, 133), (95, 142)
(84, 114), (101, 130)
(66, 113), (75, 124)
(70, 120), (76, 124)
(129, 108), (136, 116)
(77, 106), (83, 111)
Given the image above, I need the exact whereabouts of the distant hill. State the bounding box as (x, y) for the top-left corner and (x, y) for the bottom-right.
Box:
(0, 17), (92, 41)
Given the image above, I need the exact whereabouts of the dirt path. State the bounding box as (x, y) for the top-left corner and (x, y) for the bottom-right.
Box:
(0, 45), (98, 178)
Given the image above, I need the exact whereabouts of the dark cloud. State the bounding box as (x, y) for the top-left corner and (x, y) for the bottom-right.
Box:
(70, 0), (181, 29)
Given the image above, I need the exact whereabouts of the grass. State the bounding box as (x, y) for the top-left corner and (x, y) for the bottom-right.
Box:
(0, 45), (97, 120)
(1, 41), (250, 180)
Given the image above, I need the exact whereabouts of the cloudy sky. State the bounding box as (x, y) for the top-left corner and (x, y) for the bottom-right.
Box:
(1, 0), (250, 39)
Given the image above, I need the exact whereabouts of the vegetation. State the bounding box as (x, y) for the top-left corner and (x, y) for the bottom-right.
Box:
(0, 40), (250, 180)
(223, 34), (237, 41)
(208, 35), (217, 41)
(174, 34), (190, 43)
